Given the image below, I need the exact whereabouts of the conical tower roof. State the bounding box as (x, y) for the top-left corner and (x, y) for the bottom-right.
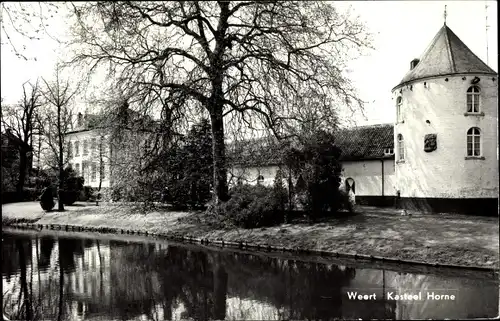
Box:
(393, 24), (496, 90)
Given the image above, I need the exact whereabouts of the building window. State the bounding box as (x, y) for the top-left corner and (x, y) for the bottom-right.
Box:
(397, 134), (405, 161)
(91, 138), (97, 155)
(237, 177), (244, 185)
(466, 86), (480, 113)
(396, 97), (402, 122)
(100, 136), (107, 156)
(91, 163), (97, 182)
(466, 127), (481, 156)
(83, 140), (89, 156)
(257, 175), (264, 185)
(100, 163), (106, 180)
(67, 141), (73, 158)
(75, 163), (80, 176)
(384, 148), (394, 155)
(74, 141), (80, 156)
(82, 162), (88, 180)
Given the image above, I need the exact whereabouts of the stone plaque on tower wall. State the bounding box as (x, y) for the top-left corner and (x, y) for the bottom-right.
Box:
(424, 134), (437, 152)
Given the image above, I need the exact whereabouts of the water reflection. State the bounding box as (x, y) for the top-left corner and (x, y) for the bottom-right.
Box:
(2, 231), (498, 320)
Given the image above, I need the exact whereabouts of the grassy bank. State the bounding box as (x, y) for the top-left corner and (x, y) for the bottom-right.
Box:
(2, 201), (499, 270)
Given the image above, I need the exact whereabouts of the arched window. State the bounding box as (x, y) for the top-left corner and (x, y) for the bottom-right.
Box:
(466, 127), (481, 156)
(67, 141), (73, 158)
(237, 177), (244, 185)
(396, 97), (402, 122)
(397, 134), (405, 161)
(345, 178), (356, 194)
(257, 175), (264, 185)
(466, 86), (480, 113)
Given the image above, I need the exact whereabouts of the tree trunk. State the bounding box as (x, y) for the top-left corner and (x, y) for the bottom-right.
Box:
(16, 152), (28, 200)
(212, 258), (228, 320)
(209, 111), (228, 203)
(17, 240), (32, 321)
(57, 243), (64, 321)
(57, 105), (65, 211)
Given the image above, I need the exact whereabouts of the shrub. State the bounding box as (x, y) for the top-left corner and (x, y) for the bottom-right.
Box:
(39, 187), (55, 211)
(283, 130), (343, 221)
(80, 186), (95, 201)
(22, 187), (42, 201)
(217, 184), (286, 228)
(62, 168), (84, 205)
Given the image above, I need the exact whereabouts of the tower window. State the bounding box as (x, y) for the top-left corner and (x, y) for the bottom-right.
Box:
(257, 175), (264, 185)
(397, 134), (405, 161)
(396, 97), (403, 122)
(466, 127), (481, 156)
(466, 86), (480, 113)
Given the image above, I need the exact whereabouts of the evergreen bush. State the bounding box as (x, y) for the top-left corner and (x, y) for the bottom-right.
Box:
(39, 187), (55, 211)
(218, 184), (286, 228)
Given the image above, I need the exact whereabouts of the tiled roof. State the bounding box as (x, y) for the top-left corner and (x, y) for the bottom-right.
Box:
(335, 124), (394, 161)
(395, 24), (497, 89)
(227, 124), (395, 166)
(67, 108), (159, 134)
(227, 137), (283, 167)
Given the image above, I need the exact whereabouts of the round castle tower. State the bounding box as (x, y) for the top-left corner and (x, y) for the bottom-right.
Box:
(391, 24), (498, 215)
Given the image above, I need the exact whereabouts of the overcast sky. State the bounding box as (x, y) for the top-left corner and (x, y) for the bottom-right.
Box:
(1, 1), (497, 127)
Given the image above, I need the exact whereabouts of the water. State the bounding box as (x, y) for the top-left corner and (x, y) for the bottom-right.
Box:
(2, 229), (498, 320)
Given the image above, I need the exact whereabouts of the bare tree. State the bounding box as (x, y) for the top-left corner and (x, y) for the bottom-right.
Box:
(0, 2), (66, 61)
(1, 80), (43, 197)
(40, 66), (79, 211)
(69, 1), (372, 203)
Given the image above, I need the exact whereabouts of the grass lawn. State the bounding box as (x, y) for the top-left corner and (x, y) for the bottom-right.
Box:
(2, 201), (498, 269)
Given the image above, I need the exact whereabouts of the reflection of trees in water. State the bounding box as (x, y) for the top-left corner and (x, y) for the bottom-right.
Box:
(218, 252), (356, 320)
(2, 235), (32, 281)
(108, 241), (157, 320)
(120, 246), (356, 321)
(58, 237), (86, 272)
(8, 235), (496, 321)
(38, 237), (55, 270)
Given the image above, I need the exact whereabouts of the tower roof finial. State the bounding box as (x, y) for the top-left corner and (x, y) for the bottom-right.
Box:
(444, 5), (447, 25)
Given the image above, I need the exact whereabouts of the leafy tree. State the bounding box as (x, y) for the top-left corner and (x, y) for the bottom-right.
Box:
(61, 167), (84, 205)
(158, 118), (213, 209)
(68, 1), (372, 203)
(1, 131), (21, 196)
(1, 81), (43, 198)
(283, 130), (343, 221)
(182, 118), (214, 208)
(273, 167), (289, 221)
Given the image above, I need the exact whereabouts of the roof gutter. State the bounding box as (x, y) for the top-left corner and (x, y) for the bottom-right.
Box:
(392, 72), (498, 92)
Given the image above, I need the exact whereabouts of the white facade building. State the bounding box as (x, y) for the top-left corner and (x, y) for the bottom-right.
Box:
(229, 24), (498, 216)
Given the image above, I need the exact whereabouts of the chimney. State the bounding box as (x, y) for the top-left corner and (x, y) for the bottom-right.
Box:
(77, 113), (83, 127)
(410, 58), (420, 70)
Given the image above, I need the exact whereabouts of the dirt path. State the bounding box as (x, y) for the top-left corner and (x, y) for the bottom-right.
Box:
(2, 202), (498, 269)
